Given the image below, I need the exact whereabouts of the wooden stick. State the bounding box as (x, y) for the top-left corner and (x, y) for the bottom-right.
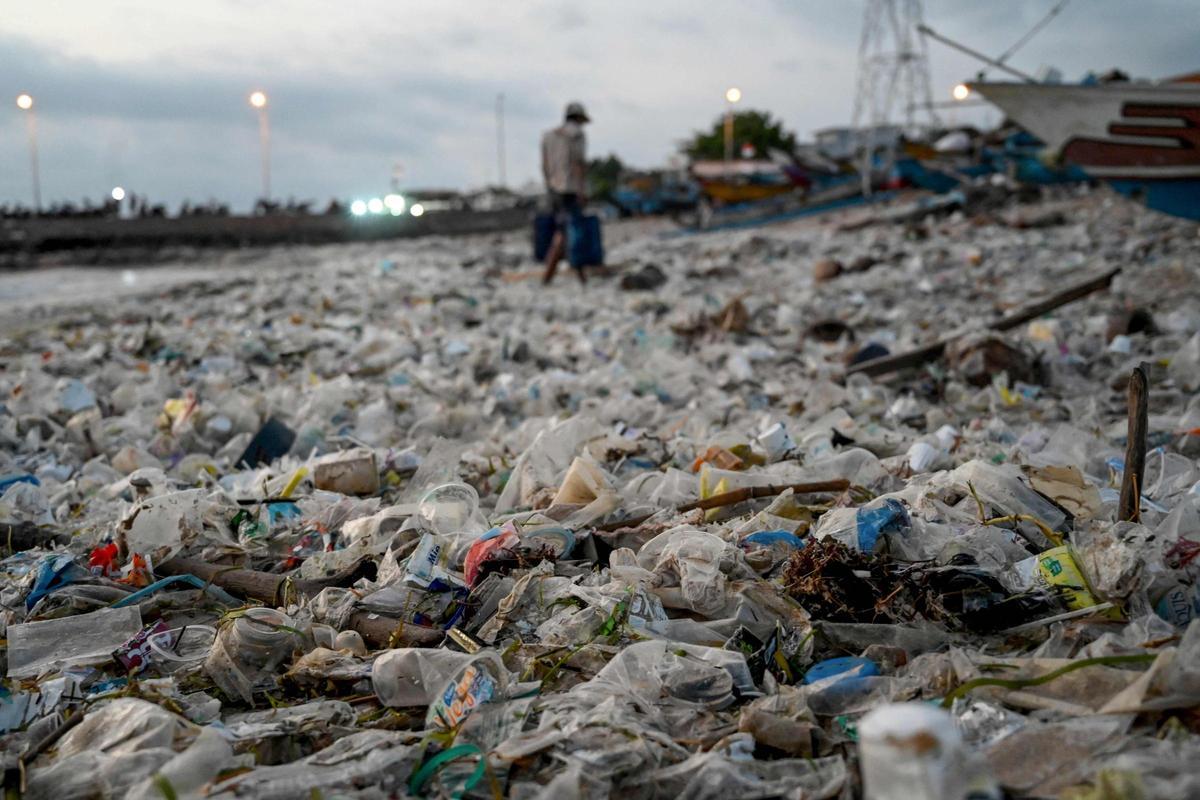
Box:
(846, 267), (1121, 377)
(677, 479), (850, 512)
(1119, 363), (1149, 522)
(157, 556), (443, 648)
(991, 267), (1122, 333)
(595, 478), (849, 532)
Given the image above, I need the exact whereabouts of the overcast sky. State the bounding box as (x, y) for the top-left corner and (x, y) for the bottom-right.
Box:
(2, 1), (1196, 210)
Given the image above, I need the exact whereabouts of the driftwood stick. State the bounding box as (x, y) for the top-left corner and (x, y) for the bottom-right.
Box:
(846, 267), (1121, 377)
(595, 479), (850, 532)
(1120, 364), (1149, 522)
(157, 557), (442, 648)
(992, 267), (1122, 332)
(677, 479), (851, 512)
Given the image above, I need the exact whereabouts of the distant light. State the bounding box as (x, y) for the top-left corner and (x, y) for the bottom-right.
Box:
(16, 93), (33, 111)
(384, 193), (405, 214)
(367, 197), (384, 214)
(725, 87), (742, 104)
(249, 91), (268, 109)
(952, 83), (970, 101)
(111, 186), (126, 201)
(350, 200), (367, 216)
(410, 203), (425, 217)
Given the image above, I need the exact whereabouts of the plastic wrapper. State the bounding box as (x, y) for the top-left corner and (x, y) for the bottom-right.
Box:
(637, 752), (847, 800)
(207, 730), (422, 799)
(812, 497), (910, 553)
(581, 640), (757, 711)
(8, 605), (143, 678)
(636, 527), (732, 616)
(372, 648), (510, 731)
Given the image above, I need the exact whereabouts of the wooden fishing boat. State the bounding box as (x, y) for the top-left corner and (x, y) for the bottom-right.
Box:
(971, 77), (1200, 220)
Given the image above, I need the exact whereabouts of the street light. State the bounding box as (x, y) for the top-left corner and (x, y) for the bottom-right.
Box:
(724, 87), (741, 163)
(952, 83), (970, 101)
(15, 93), (41, 212)
(111, 186), (126, 201)
(248, 91), (270, 201)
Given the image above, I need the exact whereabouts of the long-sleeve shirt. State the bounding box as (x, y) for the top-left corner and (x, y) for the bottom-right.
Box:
(541, 121), (587, 195)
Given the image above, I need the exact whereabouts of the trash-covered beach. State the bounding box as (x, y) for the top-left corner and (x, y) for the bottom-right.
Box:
(4, 186), (1200, 798)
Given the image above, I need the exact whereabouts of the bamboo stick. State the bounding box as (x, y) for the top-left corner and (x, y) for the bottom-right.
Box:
(1119, 364), (1149, 522)
(846, 267), (1121, 377)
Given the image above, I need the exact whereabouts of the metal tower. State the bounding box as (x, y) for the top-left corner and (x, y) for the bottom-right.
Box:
(851, 0), (940, 191)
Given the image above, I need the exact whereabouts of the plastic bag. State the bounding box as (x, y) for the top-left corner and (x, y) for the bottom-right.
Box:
(812, 497), (909, 553)
(8, 605), (143, 678)
(636, 527), (732, 616)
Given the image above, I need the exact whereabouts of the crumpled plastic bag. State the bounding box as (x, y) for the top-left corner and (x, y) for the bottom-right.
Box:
(636, 527), (733, 616)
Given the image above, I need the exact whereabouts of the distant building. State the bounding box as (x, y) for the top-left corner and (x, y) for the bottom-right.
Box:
(814, 125), (904, 162)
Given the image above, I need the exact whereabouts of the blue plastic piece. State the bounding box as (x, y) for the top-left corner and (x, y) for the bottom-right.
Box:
(111, 574), (241, 608)
(854, 499), (909, 552)
(741, 530), (806, 550)
(803, 656), (880, 686)
(0, 474), (40, 493)
(25, 555), (89, 610)
(266, 502), (302, 526)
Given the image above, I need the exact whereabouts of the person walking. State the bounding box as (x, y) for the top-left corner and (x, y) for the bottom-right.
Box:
(541, 102), (590, 285)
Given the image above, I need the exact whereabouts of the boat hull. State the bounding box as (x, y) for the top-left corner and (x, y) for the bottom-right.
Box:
(970, 81), (1200, 220)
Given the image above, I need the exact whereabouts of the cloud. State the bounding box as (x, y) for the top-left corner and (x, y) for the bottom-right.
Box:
(0, 31), (541, 204)
(1, 1), (1198, 209)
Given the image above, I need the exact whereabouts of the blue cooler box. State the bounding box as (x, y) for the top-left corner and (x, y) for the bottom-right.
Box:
(533, 212), (557, 261)
(568, 214), (604, 268)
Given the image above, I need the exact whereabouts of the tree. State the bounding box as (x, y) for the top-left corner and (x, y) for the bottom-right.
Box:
(681, 110), (798, 161)
(587, 154), (625, 203)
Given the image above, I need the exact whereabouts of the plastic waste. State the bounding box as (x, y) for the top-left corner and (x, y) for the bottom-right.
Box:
(3, 186), (1200, 797)
(204, 607), (301, 703)
(859, 702), (1000, 800)
(372, 648), (510, 730)
(812, 497), (909, 553)
(8, 605), (143, 678)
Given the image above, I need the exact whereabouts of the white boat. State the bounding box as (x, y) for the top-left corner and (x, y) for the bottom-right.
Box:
(970, 77), (1200, 220)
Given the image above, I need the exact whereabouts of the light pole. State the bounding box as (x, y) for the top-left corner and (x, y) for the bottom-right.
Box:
(249, 91), (270, 201)
(16, 93), (41, 212)
(495, 92), (507, 188)
(724, 87), (741, 164)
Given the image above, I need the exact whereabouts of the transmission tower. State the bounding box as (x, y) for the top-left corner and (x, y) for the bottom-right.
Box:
(851, 0), (940, 192)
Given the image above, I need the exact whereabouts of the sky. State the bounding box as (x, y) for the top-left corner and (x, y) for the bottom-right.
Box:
(2, 0), (1196, 210)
